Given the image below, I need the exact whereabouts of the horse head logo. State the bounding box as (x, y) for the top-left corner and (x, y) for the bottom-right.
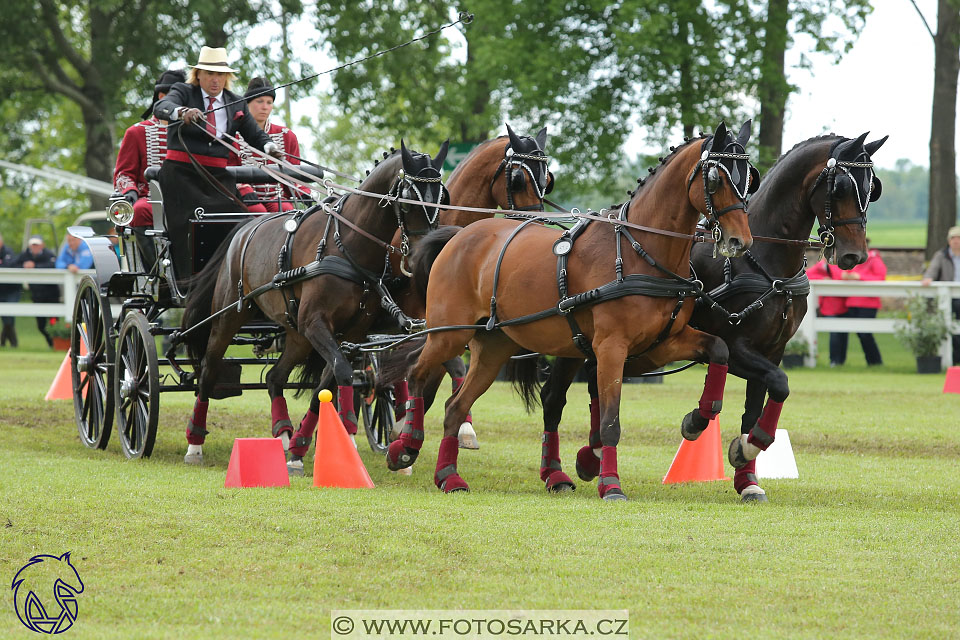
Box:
(11, 552), (84, 634)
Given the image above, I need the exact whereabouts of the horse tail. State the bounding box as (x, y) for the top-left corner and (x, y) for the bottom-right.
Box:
(503, 354), (544, 413)
(181, 225), (243, 371)
(412, 225), (462, 302)
(294, 350), (327, 399)
(376, 336), (427, 388)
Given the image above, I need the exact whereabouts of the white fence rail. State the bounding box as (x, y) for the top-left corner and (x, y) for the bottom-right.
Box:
(796, 280), (960, 368)
(0, 268), (96, 321)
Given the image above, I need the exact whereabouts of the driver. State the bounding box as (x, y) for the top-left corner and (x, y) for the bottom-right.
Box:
(154, 46), (281, 281)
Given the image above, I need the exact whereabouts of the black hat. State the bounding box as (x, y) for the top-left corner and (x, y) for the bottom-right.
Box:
(142, 69), (186, 120)
(244, 76), (276, 102)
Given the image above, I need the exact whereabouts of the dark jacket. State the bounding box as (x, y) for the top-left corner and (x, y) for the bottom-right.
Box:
(14, 248), (59, 302)
(154, 82), (271, 158)
(924, 246), (958, 283)
(0, 243), (19, 296)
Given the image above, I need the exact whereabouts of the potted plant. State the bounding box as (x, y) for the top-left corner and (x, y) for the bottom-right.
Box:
(894, 293), (951, 373)
(47, 319), (72, 351)
(781, 338), (809, 369)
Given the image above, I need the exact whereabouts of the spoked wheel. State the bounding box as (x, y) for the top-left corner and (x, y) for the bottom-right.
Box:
(71, 276), (115, 449)
(115, 311), (159, 459)
(354, 352), (396, 455)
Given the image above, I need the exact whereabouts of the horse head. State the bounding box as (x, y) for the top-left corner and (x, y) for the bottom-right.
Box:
(495, 123), (553, 212)
(809, 132), (886, 269)
(684, 121), (756, 257)
(398, 139), (450, 240)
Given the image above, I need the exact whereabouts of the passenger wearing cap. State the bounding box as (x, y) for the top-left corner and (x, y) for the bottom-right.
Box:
(922, 225), (960, 364)
(234, 76), (307, 212)
(153, 46), (280, 280)
(113, 68), (184, 264)
(13, 236), (58, 347)
(55, 231), (94, 274)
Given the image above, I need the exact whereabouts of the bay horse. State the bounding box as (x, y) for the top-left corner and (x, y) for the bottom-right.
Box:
(179, 140), (449, 465)
(385, 121), (755, 500)
(385, 124), (555, 448)
(538, 132), (887, 501)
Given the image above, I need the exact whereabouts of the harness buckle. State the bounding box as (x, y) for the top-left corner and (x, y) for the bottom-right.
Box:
(558, 298), (572, 315)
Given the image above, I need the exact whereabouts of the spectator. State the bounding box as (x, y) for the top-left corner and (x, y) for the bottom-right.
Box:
(0, 232), (20, 347)
(14, 236), (58, 347)
(807, 242), (887, 366)
(922, 225), (960, 365)
(55, 231), (94, 273)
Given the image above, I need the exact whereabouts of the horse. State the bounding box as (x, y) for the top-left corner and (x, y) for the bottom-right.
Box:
(179, 140), (449, 466)
(536, 131), (887, 501)
(385, 124), (555, 448)
(384, 121), (756, 500)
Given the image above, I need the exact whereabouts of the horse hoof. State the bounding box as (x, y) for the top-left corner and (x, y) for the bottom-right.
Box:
(183, 452), (204, 465)
(575, 446), (601, 481)
(439, 474), (469, 493)
(391, 466), (413, 476)
(681, 409), (709, 441)
(727, 435), (756, 469)
(457, 422), (480, 449)
(601, 488), (628, 501)
(545, 471), (576, 493)
(287, 459), (304, 477)
(740, 485), (768, 503)
(387, 440), (418, 471)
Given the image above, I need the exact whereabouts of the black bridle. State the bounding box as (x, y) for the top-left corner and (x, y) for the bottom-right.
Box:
(810, 155), (875, 259)
(686, 144), (753, 253)
(490, 145), (552, 214)
(382, 165), (447, 275)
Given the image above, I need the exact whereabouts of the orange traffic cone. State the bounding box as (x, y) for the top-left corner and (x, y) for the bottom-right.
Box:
(943, 366), (960, 394)
(662, 417), (729, 484)
(224, 438), (290, 488)
(313, 390), (374, 489)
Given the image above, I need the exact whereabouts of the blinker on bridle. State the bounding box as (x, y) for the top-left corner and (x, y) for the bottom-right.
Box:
(492, 145), (551, 215)
(810, 154), (875, 258)
(687, 143), (753, 256)
(383, 165), (447, 276)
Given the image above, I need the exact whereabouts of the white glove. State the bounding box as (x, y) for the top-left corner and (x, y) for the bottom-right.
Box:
(265, 142), (283, 159)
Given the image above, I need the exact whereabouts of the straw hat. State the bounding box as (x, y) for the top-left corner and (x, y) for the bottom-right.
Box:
(191, 46), (237, 73)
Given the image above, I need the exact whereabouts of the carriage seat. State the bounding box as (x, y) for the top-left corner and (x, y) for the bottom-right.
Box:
(142, 164), (324, 184)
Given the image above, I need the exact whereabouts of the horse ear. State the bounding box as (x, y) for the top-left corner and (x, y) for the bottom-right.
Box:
(505, 123), (522, 150)
(400, 139), (414, 168)
(60, 551), (71, 562)
(748, 165), (761, 194)
(836, 132), (869, 158)
(870, 175), (883, 202)
(535, 126), (548, 150)
(736, 119), (752, 146)
(864, 135), (889, 157)
(433, 139), (450, 170)
(711, 122), (728, 151)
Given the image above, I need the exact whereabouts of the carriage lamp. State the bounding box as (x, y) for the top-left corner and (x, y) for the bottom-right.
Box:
(107, 197), (135, 227)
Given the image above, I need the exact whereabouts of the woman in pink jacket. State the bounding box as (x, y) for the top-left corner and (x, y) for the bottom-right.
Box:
(807, 242), (887, 366)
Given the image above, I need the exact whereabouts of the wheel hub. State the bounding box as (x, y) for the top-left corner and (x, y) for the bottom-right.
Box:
(76, 354), (91, 373)
(120, 373), (136, 400)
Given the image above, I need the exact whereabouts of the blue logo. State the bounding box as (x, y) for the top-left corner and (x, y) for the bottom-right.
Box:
(11, 552), (84, 634)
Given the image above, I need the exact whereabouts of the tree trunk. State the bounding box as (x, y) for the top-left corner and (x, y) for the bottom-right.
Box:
(757, 0), (789, 172)
(82, 105), (114, 211)
(927, 0), (960, 259)
(678, 18), (695, 139)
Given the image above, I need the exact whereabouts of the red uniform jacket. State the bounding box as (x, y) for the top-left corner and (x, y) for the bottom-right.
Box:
(235, 122), (305, 212)
(806, 249), (887, 315)
(113, 117), (168, 226)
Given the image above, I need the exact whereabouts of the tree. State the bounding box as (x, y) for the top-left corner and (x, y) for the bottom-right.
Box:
(751, 0), (873, 171)
(911, 0), (960, 258)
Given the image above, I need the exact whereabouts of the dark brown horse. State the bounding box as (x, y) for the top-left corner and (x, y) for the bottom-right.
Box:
(385, 122), (755, 500)
(538, 132), (887, 501)
(179, 141), (449, 465)
(385, 125), (555, 448)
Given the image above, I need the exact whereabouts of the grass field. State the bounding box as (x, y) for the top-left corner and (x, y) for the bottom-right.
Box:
(1, 321), (959, 639)
(861, 219), (927, 248)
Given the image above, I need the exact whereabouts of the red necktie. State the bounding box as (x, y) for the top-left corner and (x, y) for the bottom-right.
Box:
(206, 96), (217, 136)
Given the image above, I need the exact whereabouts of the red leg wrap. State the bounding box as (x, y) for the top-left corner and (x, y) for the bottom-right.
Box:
(539, 431), (562, 482)
(747, 400), (783, 451)
(289, 409), (318, 457)
(434, 435), (468, 492)
(597, 445), (621, 497)
(576, 445), (601, 480)
(393, 379), (409, 420)
(734, 459), (760, 494)
(186, 400), (209, 445)
(270, 396), (293, 437)
(338, 385), (357, 435)
(698, 363), (729, 419)
(387, 396), (424, 467)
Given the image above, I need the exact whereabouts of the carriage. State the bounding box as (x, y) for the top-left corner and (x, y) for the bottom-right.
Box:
(68, 163), (398, 460)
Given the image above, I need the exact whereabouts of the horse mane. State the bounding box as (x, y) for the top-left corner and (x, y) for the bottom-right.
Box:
(360, 148), (402, 192)
(617, 131), (711, 206)
(764, 134), (842, 179)
(447, 137), (505, 181)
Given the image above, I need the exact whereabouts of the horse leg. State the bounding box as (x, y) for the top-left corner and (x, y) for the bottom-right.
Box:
(538, 357), (583, 491)
(288, 365), (335, 471)
(570, 359), (603, 482)
(734, 377), (769, 502)
(433, 331), (517, 493)
(386, 328), (475, 471)
(265, 332), (313, 452)
(445, 356), (479, 449)
(593, 341), (629, 501)
(186, 310), (250, 464)
(679, 340), (732, 442)
(726, 350), (791, 482)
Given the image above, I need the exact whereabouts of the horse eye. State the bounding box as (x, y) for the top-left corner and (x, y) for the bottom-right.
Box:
(833, 175), (850, 198)
(707, 166), (720, 194)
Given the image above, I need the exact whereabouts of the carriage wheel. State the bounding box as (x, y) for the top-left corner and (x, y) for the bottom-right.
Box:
(115, 311), (159, 459)
(71, 276), (115, 450)
(354, 353), (396, 455)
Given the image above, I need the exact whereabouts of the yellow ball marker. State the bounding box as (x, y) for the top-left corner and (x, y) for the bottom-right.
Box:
(317, 389), (334, 403)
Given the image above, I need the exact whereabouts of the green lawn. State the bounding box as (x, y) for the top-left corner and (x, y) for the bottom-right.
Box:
(1, 324), (959, 639)
(863, 219), (927, 248)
